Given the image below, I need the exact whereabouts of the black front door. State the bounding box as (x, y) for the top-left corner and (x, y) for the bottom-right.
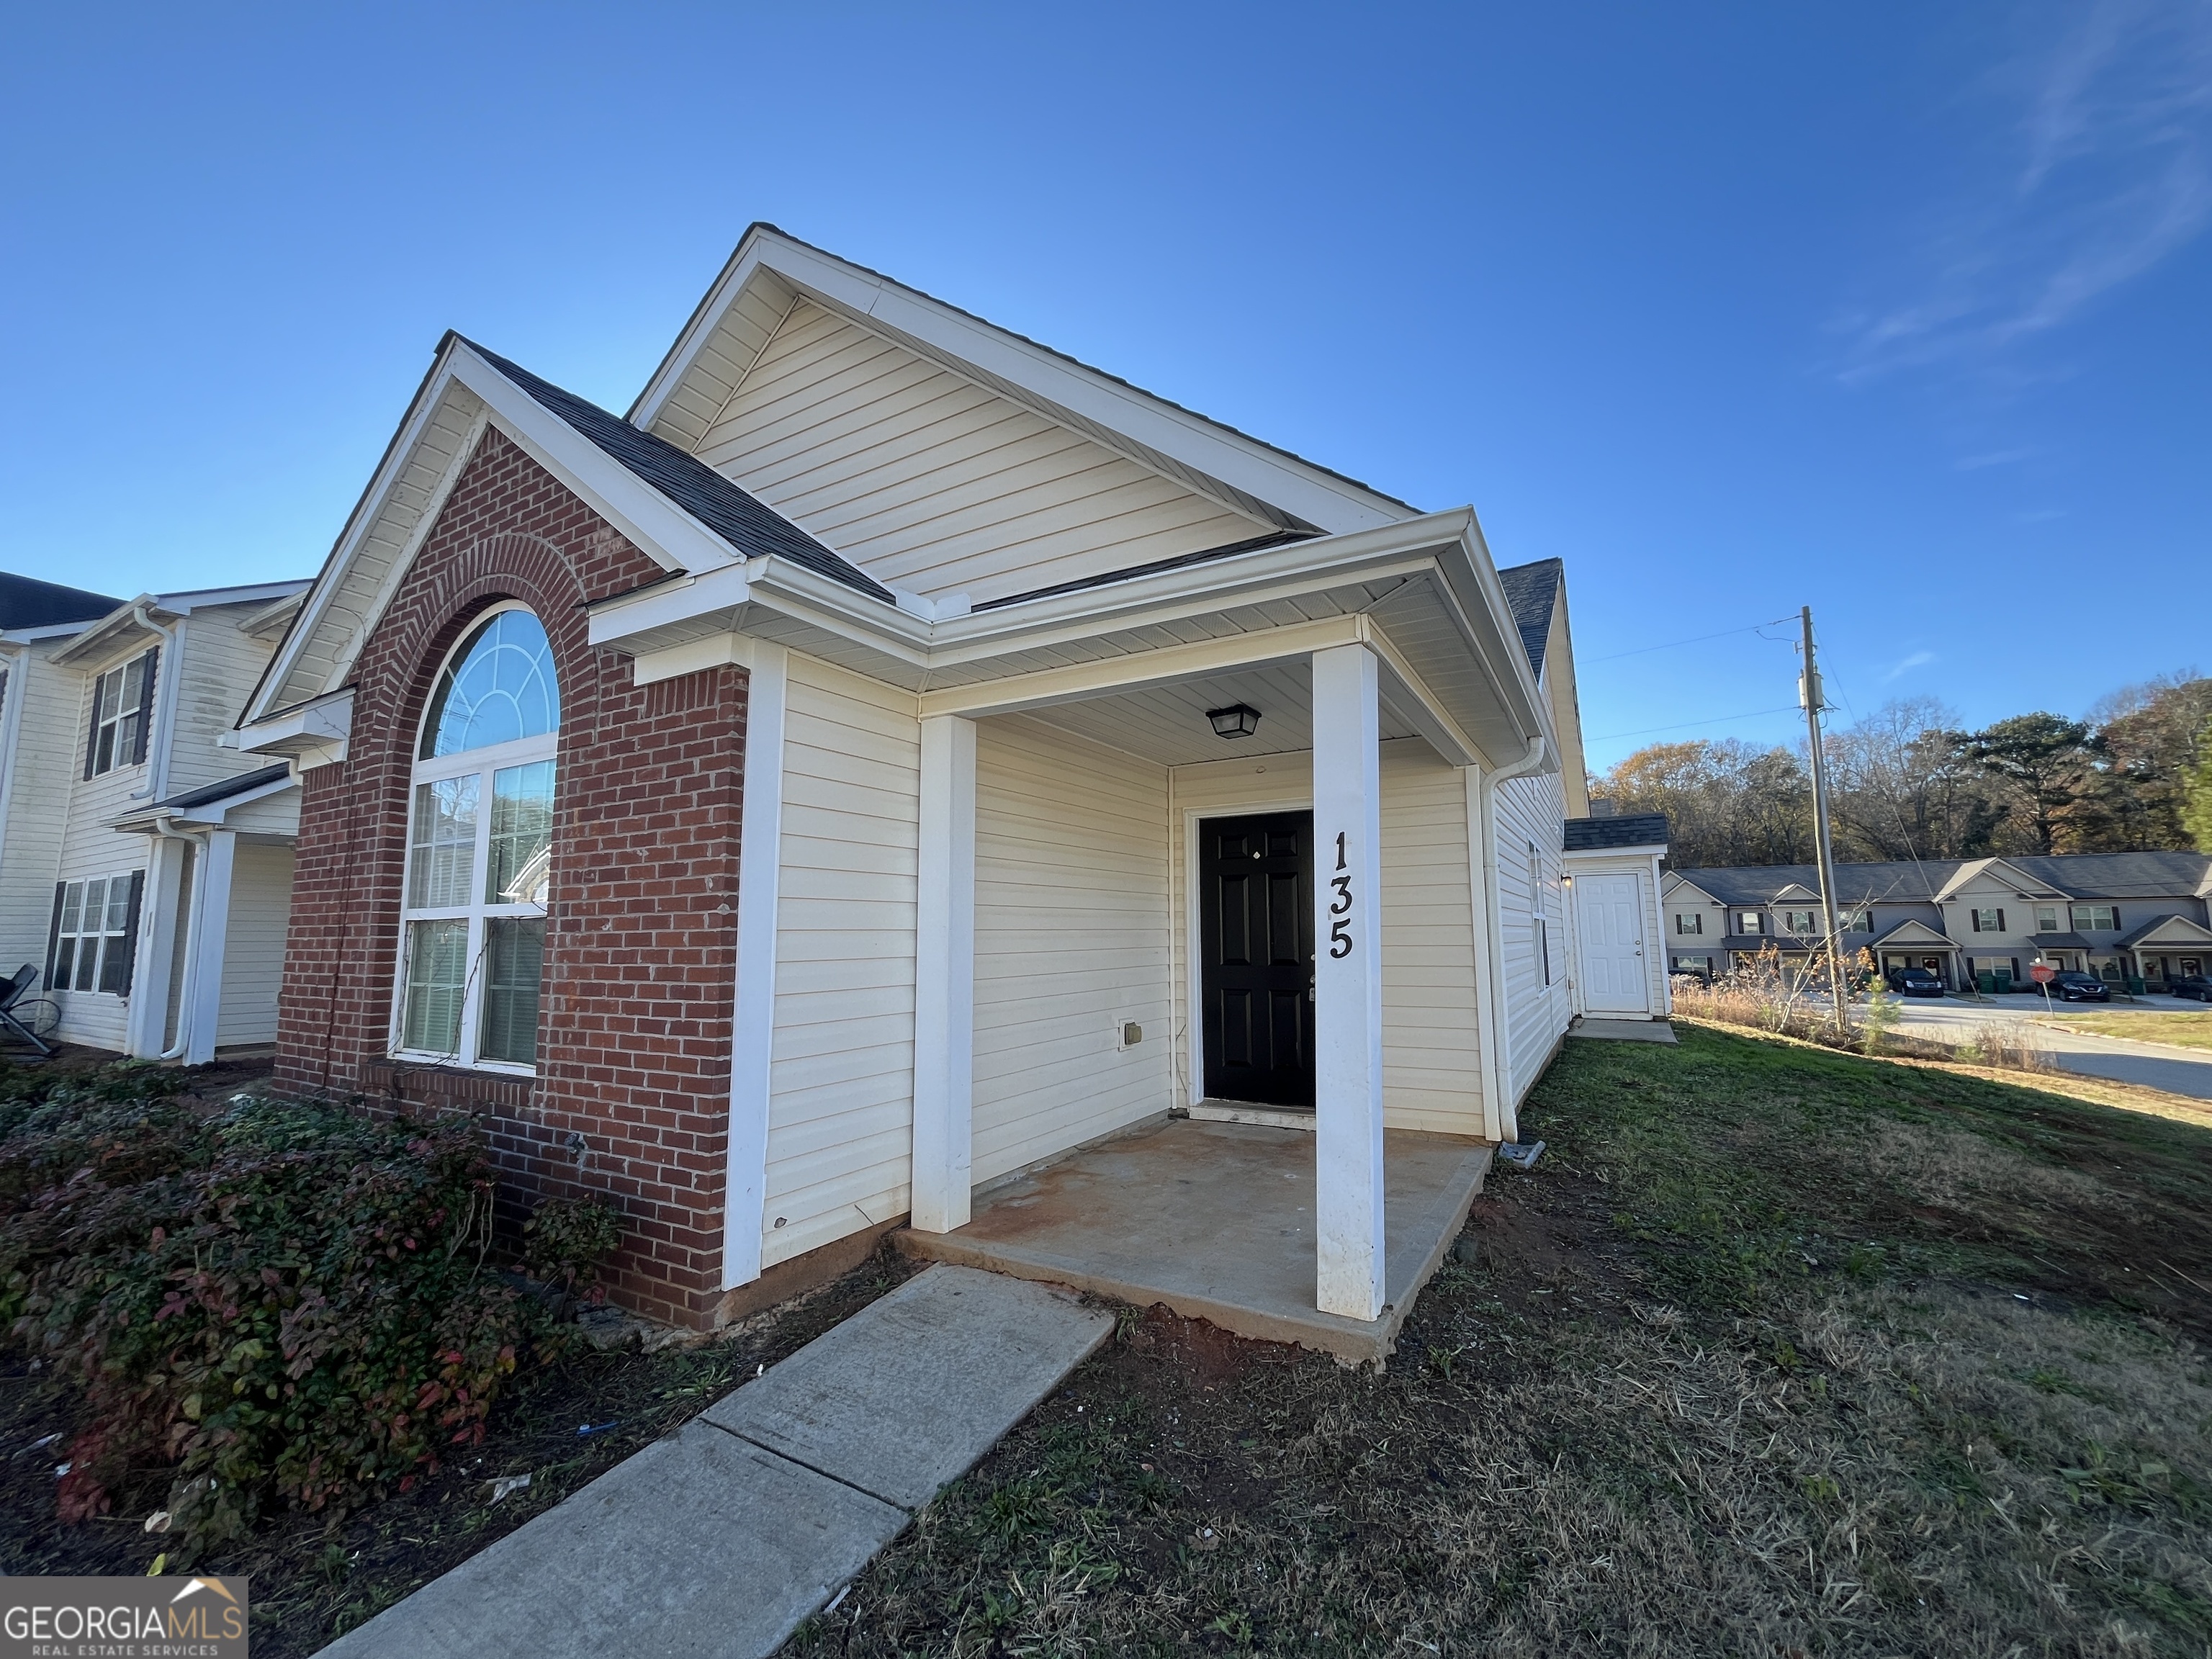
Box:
(1199, 811), (1315, 1108)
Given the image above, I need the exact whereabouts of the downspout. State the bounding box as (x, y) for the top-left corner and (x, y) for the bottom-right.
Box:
(127, 603), (182, 802)
(146, 811), (209, 1061)
(1475, 733), (1549, 1147)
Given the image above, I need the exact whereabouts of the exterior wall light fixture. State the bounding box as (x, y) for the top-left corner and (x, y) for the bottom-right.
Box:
(1207, 703), (1262, 739)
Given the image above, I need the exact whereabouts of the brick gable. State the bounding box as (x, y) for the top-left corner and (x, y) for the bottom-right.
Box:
(276, 426), (746, 1325)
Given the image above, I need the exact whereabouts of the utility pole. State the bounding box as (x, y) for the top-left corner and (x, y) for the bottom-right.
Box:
(1800, 606), (1849, 1032)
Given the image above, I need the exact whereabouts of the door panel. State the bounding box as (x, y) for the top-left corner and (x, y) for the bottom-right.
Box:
(1200, 811), (1315, 1107)
(1575, 872), (1648, 1014)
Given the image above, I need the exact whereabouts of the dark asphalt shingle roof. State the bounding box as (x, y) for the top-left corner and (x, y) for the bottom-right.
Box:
(1672, 853), (2212, 908)
(0, 572), (124, 631)
(1564, 812), (1668, 851)
(1493, 559), (1560, 678)
(459, 338), (896, 605)
(151, 763), (293, 814)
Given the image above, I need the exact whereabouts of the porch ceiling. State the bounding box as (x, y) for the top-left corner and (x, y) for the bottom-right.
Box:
(1016, 659), (1422, 768)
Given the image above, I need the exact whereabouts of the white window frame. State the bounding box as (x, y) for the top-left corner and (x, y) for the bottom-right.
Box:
(86, 649), (156, 778)
(2035, 906), (2059, 932)
(388, 604), (557, 1075)
(1973, 907), (2003, 933)
(1676, 913), (1702, 935)
(53, 871), (139, 995)
(1737, 912), (1763, 934)
(2071, 904), (2118, 932)
(1783, 908), (1816, 935)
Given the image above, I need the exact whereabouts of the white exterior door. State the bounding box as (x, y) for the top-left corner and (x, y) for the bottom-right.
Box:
(1576, 873), (1649, 1015)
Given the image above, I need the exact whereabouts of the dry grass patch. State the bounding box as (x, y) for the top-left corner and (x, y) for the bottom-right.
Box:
(2041, 1010), (2212, 1052)
(784, 1024), (2212, 1657)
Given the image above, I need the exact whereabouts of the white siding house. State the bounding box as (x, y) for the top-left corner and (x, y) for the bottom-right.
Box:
(0, 577), (308, 1059)
(233, 226), (1642, 1332)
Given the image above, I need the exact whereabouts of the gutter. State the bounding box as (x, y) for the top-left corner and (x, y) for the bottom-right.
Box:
(145, 811), (209, 1061)
(127, 603), (183, 802)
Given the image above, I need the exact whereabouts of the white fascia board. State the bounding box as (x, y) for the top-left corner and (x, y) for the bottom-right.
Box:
(1663, 876), (1720, 904)
(230, 685), (354, 760)
(444, 345), (735, 579)
(112, 772), (298, 832)
(153, 580), (314, 614)
(631, 230), (1413, 537)
(587, 507), (1546, 763)
(1566, 843), (1668, 861)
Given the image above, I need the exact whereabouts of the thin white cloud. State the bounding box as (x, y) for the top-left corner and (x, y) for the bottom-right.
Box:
(1836, 0), (2212, 384)
(1881, 650), (1936, 683)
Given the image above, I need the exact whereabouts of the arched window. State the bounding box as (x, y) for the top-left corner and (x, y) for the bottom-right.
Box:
(395, 606), (559, 1069)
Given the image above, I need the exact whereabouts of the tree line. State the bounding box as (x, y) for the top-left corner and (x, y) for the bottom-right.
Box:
(1592, 673), (2212, 870)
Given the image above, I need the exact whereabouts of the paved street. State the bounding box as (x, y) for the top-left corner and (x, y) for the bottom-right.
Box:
(1887, 994), (2212, 1100)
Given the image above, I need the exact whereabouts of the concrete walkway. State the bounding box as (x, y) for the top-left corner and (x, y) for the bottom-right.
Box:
(1569, 1018), (1678, 1044)
(319, 1265), (1112, 1659)
(1889, 997), (2212, 1100)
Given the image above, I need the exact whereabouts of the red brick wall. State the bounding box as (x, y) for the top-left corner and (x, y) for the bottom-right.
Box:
(276, 426), (745, 1326)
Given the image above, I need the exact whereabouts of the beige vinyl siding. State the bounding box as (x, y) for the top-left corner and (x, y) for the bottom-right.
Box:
(1167, 742), (1488, 1134)
(691, 302), (1268, 607)
(216, 842), (294, 1047)
(972, 715), (1173, 1183)
(762, 652), (922, 1268)
(1377, 742), (1484, 1135)
(1494, 768), (1571, 1107)
(163, 606), (302, 796)
(50, 656), (160, 1052)
(0, 647), (83, 979)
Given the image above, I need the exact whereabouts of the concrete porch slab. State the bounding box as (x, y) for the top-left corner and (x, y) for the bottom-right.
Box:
(1570, 1018), (1678, 1043)
(898, 1116), (1493, 1365)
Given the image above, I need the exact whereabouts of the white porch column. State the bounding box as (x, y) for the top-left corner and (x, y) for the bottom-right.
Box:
(723, 642), (788, 1290)
(184, 829), (236, 1066)
(912, 713), (977, 1233)
(125, 835), (189, 1058)
(1311, 643), (1385, 1321)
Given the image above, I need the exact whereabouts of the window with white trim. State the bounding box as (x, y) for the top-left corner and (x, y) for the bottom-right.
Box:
(84, 649), (158, 778)
(2071, 904), (2119, 932)
(1676, 913), (1703, 935)
(1782, 908), (1817, 934)
(1972, 907), (2005, 932)
(49, 871), (143, 994)
(2035, 906), (2059, 932)
(394, 608), (559, 1069)
(1737, 912), (1763, 934)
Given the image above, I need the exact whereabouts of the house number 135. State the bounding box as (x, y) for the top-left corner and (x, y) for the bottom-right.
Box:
(1328, 831), (1354, 958)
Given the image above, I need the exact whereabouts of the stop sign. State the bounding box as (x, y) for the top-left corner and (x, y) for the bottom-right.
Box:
(2029, 962), (2057, 984)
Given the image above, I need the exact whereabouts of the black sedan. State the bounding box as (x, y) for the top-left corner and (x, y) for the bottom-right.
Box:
(2045, 971), (2111, 1002)
(2163, 975), (2212, 1002)
(1885, 966), (1946, 997)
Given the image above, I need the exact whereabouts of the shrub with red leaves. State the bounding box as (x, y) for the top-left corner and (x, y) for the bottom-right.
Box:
(1, 1076), (580, 1555)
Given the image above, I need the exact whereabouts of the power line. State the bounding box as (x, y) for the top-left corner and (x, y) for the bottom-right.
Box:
(1588, 703), (1804, 743)
(1586, 616), (1800, 664)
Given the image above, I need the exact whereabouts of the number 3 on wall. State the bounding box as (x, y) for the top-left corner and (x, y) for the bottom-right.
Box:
(1329, 830), (1354, 958)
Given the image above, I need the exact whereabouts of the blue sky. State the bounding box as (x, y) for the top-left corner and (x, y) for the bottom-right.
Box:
(4, 1), (2206, 770)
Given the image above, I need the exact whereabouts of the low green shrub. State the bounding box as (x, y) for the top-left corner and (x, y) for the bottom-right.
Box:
(522, 1194), (624, 1301)
(2, 1074), (566, 1555)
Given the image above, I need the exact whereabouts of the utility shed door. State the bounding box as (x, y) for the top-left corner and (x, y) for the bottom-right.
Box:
(1198, 812), (1314, 1107)
(1575, 872), (1649, 1015)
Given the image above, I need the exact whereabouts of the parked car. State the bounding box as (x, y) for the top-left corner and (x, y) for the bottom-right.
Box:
(2162, 975), (2212, 1002)
(1885, 966), (1946, 997)
(2046, 971), (2111, 1002)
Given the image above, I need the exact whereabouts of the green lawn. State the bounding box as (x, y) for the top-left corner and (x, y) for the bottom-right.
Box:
(784, 1025), (2212, 1657)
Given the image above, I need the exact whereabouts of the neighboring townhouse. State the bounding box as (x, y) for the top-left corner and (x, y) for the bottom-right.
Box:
(0, 574), (310, 1058)
(225, 225), (1661, 1334)
(1663, 852), (2212, 992)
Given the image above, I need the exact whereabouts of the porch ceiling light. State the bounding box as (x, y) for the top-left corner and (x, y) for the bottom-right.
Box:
(1207, 703), (1262, 740)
